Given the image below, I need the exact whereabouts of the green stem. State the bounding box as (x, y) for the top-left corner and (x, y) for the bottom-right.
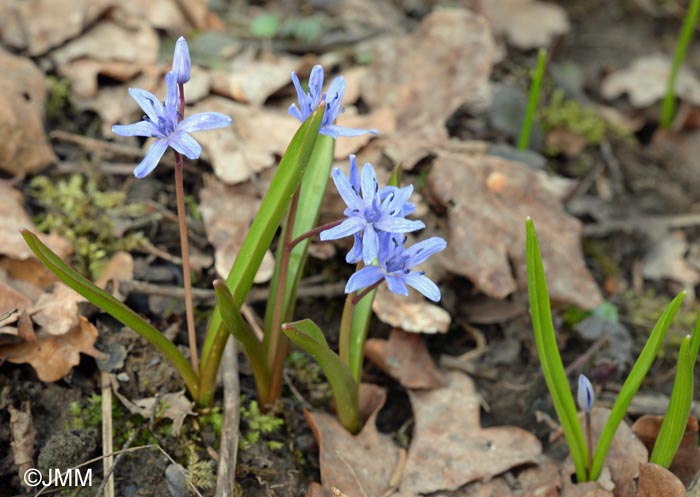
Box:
(518, 48), (547, 150)
(661, 0), (700, 129)
(338, 293), (355, 367)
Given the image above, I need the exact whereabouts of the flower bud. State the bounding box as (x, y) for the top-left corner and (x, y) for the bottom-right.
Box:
(577, 374), (594, 412)
(172, 36), (191, 84)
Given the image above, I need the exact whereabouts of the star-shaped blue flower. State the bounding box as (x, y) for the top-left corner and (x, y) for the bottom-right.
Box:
(288, 65), (377, 139)
(112, 72), (232, 178)
(346, 235), (446, 301)
(320, 159), (424, 264)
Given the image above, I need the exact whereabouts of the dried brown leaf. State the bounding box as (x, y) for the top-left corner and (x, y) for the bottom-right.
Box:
(305, 385), (399, 497)
(112, 388), (194, 437)
(641, 230), (699, 288)
(365, 328), (445, 389)
(601, 55), (700, 108)
(361, 9), (495, 168)
(479, 0), (570, 49)
(397, 371), (541, 495)
(636, 463), (685, 497)
(333, 106), (394, 160)
(211, 56), (300, 106)
(632, 415), (700, 486)
(428, 152), (602, 309)
(0, 49), (55, 176)
(32, 283), (85, 336)
(117, 0), (208, 31)
(9, 402), (36, 484)
(0, 0), (113, 55)
(371, 284), (451, 334)
(200, 181), (275, 283)
(0, 316), (104, 382)
(459, 456), (561, 497)
(189, 97), (299, 184)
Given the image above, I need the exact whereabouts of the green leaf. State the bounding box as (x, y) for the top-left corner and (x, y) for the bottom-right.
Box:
(250, 14), (280, 39)
(198, 105), (324, 405)
(213, 281), (271, 401)
(21, 229), (199, 398)
(589, 289), (685, 480)
(650, 334), (694, 468)
(282, 319), (360, 434)
(526, 218), (588, 482)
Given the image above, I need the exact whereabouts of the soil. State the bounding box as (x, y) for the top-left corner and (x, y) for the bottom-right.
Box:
(2, 0), (700, 496)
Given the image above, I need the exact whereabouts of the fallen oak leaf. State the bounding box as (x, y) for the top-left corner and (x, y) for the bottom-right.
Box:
(0, 316), (105, 382)
(9, 402), (36, 487)
(397, 371), (541, 495)
(636, 463), (685, 497)
(371, 284), (451, 334)
(428, 152), (602, 309)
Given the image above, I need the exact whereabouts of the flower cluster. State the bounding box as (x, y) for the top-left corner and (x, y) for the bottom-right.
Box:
(322, 156), (446, 301)
(112, 37), (232, 178)
(289, 65), (377, 139)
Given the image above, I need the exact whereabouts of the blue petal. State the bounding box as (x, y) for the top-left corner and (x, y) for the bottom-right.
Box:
(133, 139), (169, 178)
(169, 131), (201, 160)
(384, 185), (413, 212)
(331, 167), (361, 209)
(323, 76), (346, 125)
(288, 103), (304, 122)
(346, 233), (363, 264)
(385, 274), (409, 296)
(179, 112), (233, 133)
(290, 72), (311, 118)
(404, 237), (447, 267)
(362, 224), (379, 264)
(321, 125), (377, 138)
(129, 88), (164, 123)
(164, 72), (179, 118)
(112, 120), (160, 137)
(320, 217), (364, 241)
(172, 37), (191, 84)
(348, 155), (360, 193)
(308, 65), (324, 106)
(345, 266), (384, 294)
(375, 217), (425, 233)
(360, 163), (378, 202)
(403, 272), (441, 301)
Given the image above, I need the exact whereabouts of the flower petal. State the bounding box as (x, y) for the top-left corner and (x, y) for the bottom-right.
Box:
(360, 163), (378, 202)
(323, 76), (346, 125)
(362, 224), (379, 264)
(404, 237), (447, 267)
(385, 274), (409, 296)
(288, 103), (304, 122)
(346, 266), (384, 294)
(169, 131), (202, 160)
(308, 65), (324, 106)
(179, 112), (232, 133)
(320, 217), (364, 241)
(133, 139), (169, 178)
(331, 167), (361, 208)
(348, 155), (360, 193)
(112, 120), (160, 138)
(346, 233), (363, 264)
(403, 272), (441, 301)
(375, 217), (425, 234)
(129, 88), (164, 122)
(172, 36), (191, 84)
(321, 124), (377, 139)
(164, 72), (179, 117)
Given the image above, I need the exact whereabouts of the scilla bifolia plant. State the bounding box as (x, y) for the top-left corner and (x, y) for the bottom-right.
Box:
(21, 41), (352, 407)
(526, 218), (695, 481)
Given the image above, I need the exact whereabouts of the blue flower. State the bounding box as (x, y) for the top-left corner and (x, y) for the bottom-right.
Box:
(577, 374), (594, 412)
(320, 158), (424, 264)
(112, 72), (232, 178)
(172, 36), (191, 84)
(288, 65), (377, 139)
(346, 235), (446, 301)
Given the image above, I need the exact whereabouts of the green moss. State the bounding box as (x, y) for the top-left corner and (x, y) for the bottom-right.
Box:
(185, 442), (216, 491)
(28, 173), (147, 278)
(45, 76), (73, 124)
(67, 394), (103, 430)
(540, 89), (628, 153)
(239, 398), (284, 451)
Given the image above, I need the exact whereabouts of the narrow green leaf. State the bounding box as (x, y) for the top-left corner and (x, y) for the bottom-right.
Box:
(282, 319), (360, 434)
(526, 218), (588, 482)
(21, 229), (199, 398)
(198, 105), (324, 404)
(518, 48), (547, 150)
(590, 289), (685, 480)
(650, 335), (694, 467)
(213, 281), (271, 401)
(348, 288), (376, 382)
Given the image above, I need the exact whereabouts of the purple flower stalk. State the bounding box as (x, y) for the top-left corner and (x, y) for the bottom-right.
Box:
(320, 158), (424, 264)
(289, 65), (377, 139)
(346, 235), (446, 301)
(172, 36), (191, 84)
(577, 374), (594, 412)
(112, 72), (232, 178)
